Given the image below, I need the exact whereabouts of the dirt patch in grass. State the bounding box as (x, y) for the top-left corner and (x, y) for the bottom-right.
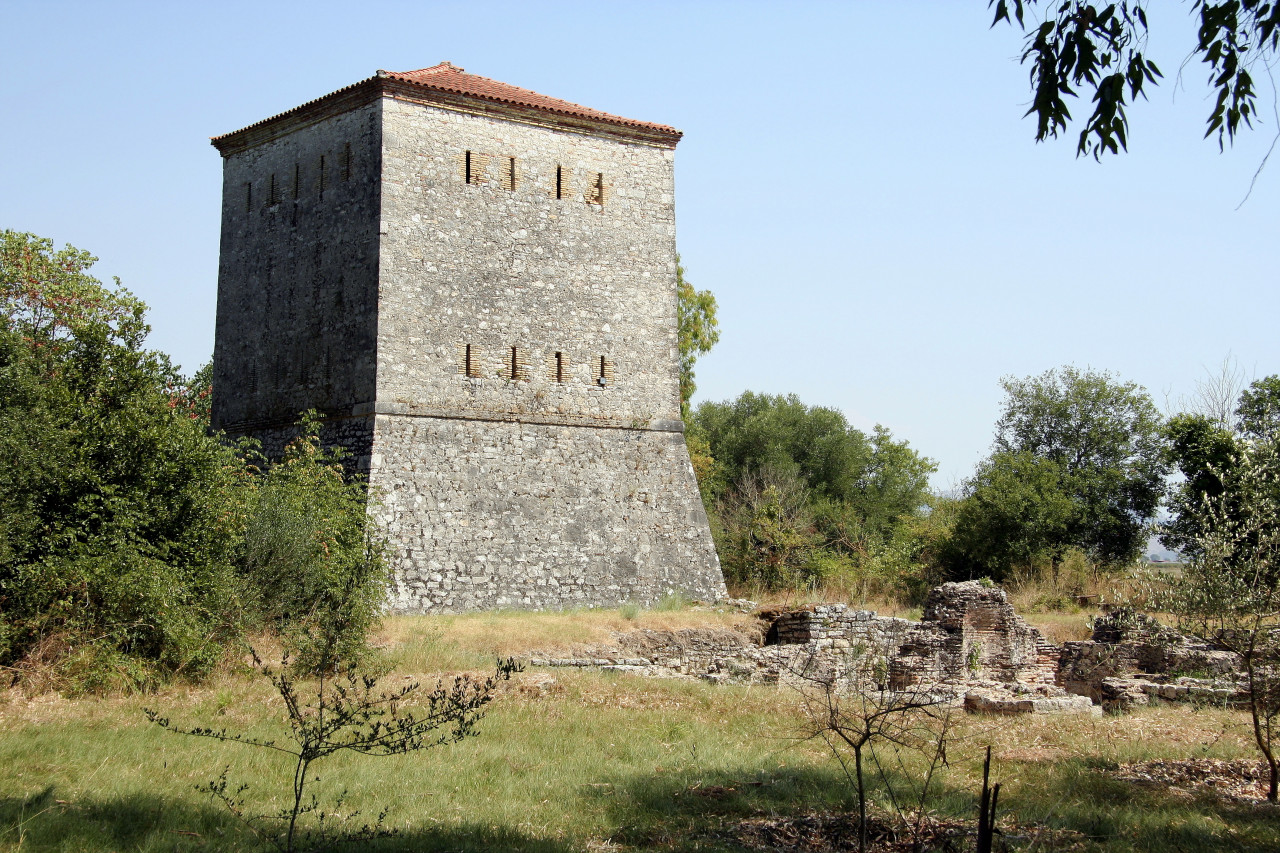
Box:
(711, 810), (1089, 852)
(1113, 758), (1274, 803)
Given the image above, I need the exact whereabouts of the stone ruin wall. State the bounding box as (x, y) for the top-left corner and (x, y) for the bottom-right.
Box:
(532, 581), (1254, 716)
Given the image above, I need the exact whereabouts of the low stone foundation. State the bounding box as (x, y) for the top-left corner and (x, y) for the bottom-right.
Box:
(530, 581), (1098, 715)
(528, 582), (1262, 716)
(1058, 609), (1245, 711)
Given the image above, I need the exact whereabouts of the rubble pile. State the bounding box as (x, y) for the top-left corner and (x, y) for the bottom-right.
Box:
(1058, 609), (1245, 711)
(528, 583), (1261, 716)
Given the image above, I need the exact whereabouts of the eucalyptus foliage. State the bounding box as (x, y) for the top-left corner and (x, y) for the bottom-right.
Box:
(990, 1), (1278, 157)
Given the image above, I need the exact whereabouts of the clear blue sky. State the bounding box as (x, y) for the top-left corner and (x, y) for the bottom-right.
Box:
(3, 1), (1276, 489)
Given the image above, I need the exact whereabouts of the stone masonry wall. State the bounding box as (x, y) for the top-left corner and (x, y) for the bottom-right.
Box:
(372, 413), (724, 612)
(213, 73), (723, 613)
(213, 101), (382, 432)
(767, 605), (914, 653)
(376, 96), (681, 426)
(231, 415), (376, 477)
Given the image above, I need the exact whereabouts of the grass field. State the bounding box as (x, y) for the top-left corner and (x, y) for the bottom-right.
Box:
(3, 609), (1278, 852)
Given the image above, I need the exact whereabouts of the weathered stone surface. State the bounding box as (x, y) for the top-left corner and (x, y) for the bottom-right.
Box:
(1057, 609), (1243, 709)
(374, 416), (723, 611)
(963, 686), (1100, 716)
(531, 584), (1104, 715)
(891, 581), (1058, 690)
(210, 67), (724, 612)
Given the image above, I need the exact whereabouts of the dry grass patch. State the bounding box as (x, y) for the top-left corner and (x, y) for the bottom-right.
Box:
(1020, 610), (1097, 643)
(374, 608), (754, 671)
(6, 607), (1280, 853)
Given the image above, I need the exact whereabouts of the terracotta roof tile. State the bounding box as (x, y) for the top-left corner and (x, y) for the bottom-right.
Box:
(380, 62), (680, 136)
(213, 63), (680, 151)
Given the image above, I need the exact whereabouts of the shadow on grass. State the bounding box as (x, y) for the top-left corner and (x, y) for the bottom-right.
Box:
(592, 755), (1280, 853)
(1015, 760), (1280, 853)
(0, 786), (574, 853)
(7, 759), (1280, 852)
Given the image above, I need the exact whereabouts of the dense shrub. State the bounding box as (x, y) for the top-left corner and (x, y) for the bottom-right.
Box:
(238, 417), (388, 669)
(692, 392), (936, 597)
(0, 232), (386, 690)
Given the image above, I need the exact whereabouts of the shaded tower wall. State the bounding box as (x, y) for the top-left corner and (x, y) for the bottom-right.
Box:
(211, 99), (382, 468)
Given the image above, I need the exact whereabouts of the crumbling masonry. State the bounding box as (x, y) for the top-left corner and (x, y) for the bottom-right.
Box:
(532, 581), (1252, 715)
(210, 63), (725, 612)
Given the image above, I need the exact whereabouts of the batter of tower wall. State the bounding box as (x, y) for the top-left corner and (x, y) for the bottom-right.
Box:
(370, 413), (725, 612)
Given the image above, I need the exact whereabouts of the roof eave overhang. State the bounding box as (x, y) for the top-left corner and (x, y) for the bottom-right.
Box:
(211, 75), (682, 157)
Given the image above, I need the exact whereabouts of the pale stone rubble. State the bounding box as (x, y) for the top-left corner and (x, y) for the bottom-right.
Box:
(1058, 609), (1247, 711)
(530, 581), (1254, 715)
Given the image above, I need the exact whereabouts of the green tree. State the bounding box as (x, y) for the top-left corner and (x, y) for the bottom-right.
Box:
(949, 451), (1077, 581)
(693, 392), (935, 591)
(0, 232), (387, 689)
(0, 231), (244, 685)
(716, 469), (819, 589)
(989, 1), (1278, 158)
(693, 392), (934, 511)
(1164, 375), (1280, 559)
(1167, 437), (1280, 801)
(676, 255), (719, 416)
(989, 366), (1166, 566)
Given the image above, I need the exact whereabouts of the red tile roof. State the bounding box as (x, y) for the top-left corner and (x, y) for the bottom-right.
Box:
(213, 62), (680, 153)
(380, 62), (680, 137)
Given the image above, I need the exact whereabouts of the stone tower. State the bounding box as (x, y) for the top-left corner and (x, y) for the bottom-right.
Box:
(210, 63), (725, 611)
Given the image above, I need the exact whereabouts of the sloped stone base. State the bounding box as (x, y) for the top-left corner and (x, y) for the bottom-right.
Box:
(370, 413), (725, 612)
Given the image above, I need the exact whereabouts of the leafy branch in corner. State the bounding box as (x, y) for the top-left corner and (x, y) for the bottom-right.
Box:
(147, 651), (521, 852)
(990, 1), (1280, 158)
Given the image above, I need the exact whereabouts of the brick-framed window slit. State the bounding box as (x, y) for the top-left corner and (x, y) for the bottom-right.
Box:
(555, 165), (565, 199)
(460, 343), (482, 378)
(292, 162), (301, 199)
(596, 355), (615, 386)
(587, 172), (605, 205)
(267, 173), (278, 207)
(341, 142), (352, 181)
(318, 154), (327, 199)
(502, 157), (517, 190)
(244, 182), (252, 214)
(463, 150), (491, 185)
(550, 351), (566, 383)
(508, 346), (529, 381)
